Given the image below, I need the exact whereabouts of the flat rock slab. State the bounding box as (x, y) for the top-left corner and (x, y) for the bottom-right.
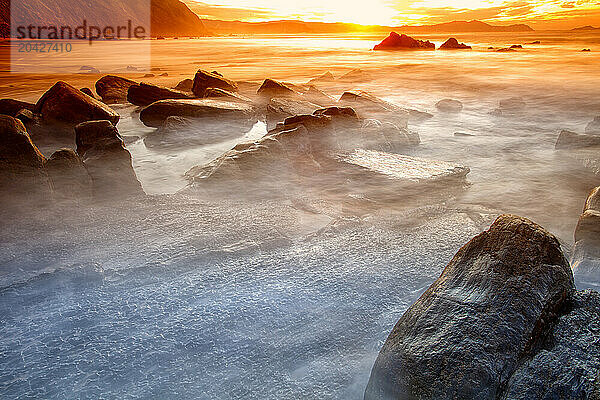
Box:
(337, 149), (470, 184)
(139, 99), (257, 128)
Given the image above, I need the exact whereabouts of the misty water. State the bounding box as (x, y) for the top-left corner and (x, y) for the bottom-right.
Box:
(1, 31), (600, 399)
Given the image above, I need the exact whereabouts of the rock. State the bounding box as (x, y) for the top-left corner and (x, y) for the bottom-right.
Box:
(143, 73), (155, 78)
(492, 96), (526, 116)
(257, 79), (299, 99)
(139, 99), (257, 128)
(496, 48), (517, 52)
(555, 130), (600, 150)
(174, 78), (194, 92)
(75, 120), (143, 198)
(160, 72), (169, 77)
(202, 88), (251, 102)
(582, 49), (591, 52)
(0, 115), (52, 205)
(46, 148), (92, 200)
(435, 99), (463, 113)
(15, 109), (35, 124)
(527, 40), (541, 44)
(79, 65), (100, 73)
(365, 215), (574, 400)
(266, 98), (322, 130)
(338, 69), (370, 82)
(359, 119), (420, 150)
(510, 44), (523, 49)
(0, 98), (35, 117)
(304, 85), (336, 106)
(585, 116), (600, 135)
(192, 70), (238, 97)
(127, 82), (194, 107)
(95, 75), (138, 104)
(339, 90), (409, 127)
(572, 187), (600, 287)
(439, 38), (471, 50)
(373, 32), (435, 50)
(308, 71), (335, 84)
(35, 81), (120, 126)
(80, 87), (95, 97)
(502, 289), (600, 398)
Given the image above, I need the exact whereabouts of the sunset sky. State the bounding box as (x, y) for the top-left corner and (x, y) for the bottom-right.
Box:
(184, 0), (600, 29)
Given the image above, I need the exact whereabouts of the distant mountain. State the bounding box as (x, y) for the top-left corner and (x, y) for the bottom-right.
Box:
(572, 25), (600, 31)
(201, 18), (533, 35)
(1, 0), (210, 38)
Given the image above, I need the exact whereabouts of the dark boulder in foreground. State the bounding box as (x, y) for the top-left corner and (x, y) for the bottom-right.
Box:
(365, 215), (575, 400)
(257, 79), (299, 99)
(127, 82), (194, 107)
(46, 148), (92, 200)
(0, 115), (52, 205)
(555, 130), (600, 150)
(439, 38), (472, 50)
(35, 82), (120, 126)
(435, 99), (463, 113)
(572, 186), (600, 287)
(192, 70), (238, 97)
(373, 32), (435, 50)
(139, 99), (257, 128)
(585, 116), (600, 135)
(75, 120), (143, 198)
(0, 98), (35, 117)
(95, 75), (138, 104)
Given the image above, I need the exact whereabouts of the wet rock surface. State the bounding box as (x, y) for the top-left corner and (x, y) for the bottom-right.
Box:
(192, 70), (238, 97)
(0, 99), (35, 117)
(75, 120), (143, 199)
(373, 32), (435, 50)
(127, 83), (195, 107)
(95, 75), (138, 104)
(365, 215), (576, 400)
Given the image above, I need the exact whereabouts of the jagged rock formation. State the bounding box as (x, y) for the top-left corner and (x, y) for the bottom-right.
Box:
(192, 70), (238, 97)
(373, 32), (435, 50)
(439, 38), (472, 50)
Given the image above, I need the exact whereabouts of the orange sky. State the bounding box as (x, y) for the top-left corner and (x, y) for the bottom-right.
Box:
(184, 0), (600, 29)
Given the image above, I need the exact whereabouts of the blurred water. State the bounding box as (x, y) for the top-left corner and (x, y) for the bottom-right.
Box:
(1, 31), (600, 399)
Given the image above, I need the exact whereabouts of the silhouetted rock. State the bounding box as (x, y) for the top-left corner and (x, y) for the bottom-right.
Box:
(46, 148), (92, 200)
(510, 44), (523, 49)
(439, 38), (471, 50)
(95, 75), (138, 104)
(143, 73), (155, 78)
(373, 32), (435, 50)
(174, 78), (194, 92)
(266, 98), (322, 130)
(35, 81), (119, 127)
(75, 120), (143, 198)
(127, 82), (194, 107)
(365, 215), (575, 400)
(526, 40), (541, 44)
(257, 79), (299, 99)
(0, 99), (35, 117)
(192, 70), (238, 97)
(582, 49), (591, 52)
(139, 99), (257, 128)
(585, 116), (600, 135)
(308, 71), (335, 84)
(496, 47), (517, 52)
(572, 187), (600, 287)
(0, 116), (52, 206)
(435, 99), (463, 113)
(555, 130), (600, 150)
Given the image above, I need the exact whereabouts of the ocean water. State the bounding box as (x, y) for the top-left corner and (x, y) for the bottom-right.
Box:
(1, 31), (600, 399)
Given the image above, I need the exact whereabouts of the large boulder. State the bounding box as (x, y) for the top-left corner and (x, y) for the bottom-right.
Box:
(75, 120), (143, 198)
(192, 70), (238, 97)
(257, 79), (299, 99)
(339, 90), (409, 127)
(266, 98), (322, 130)
(35, 81), (120, 126)
(0, 115), (52, 206)
(439, 38), (472, 50)
(139, 99), (257, 128)
(373, 32), (435, 50)
(127, 83), (194, 107)
(365, 215), (575, 400)
(95, 75), (138, 104)
(572, 186), (600, 287)
(555, 130), (600, 150)
(585, 116), (600, 135)
(46, 148), (92, 201)
(0, 98), (35, 117)
(173, 78), (194, 92)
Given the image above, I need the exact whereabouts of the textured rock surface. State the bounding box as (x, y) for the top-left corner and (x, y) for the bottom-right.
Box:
(192, 70), (238, 97)
(572, 186), (600, 288)
(75, 120), (143, 199)
(127, 83), (194, 107)
(95, 75), (138, 104)
(373, 32), (435, 50)
(0, 116), (52, 206)
(555, 130), (600, 150)
(339, 91), (409, 128)
(173, 78), (194, 92)
(266, 98), (322, 130)
(257, 79), (299, 99)
(439, 38), (472, 50)
(139, 99), (256, 128)
(35, 81), (119, 126)
(46, 148), (92, 200)
(365, 215), (575, 400)
(0, 99), (35, 117)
